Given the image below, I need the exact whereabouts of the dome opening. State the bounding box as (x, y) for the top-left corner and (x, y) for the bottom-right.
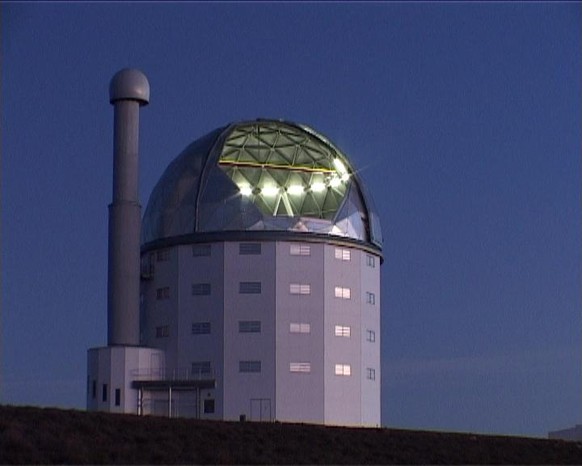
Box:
(141, 120), (382, 250)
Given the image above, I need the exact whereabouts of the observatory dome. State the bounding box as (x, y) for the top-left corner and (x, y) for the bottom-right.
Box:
(142, 120), (382, 251)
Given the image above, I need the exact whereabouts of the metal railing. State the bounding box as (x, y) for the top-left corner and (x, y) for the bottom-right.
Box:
(131, 367), (214, 382)
(140, 397), (199, 418)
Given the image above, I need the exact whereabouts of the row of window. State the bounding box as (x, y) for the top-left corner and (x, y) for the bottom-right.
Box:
(191, 282), (264, 295)
(90, 381), (122, 405)
(155, 322), (376, 341)
(190, 360), (376, 379)
(336, 326), (377, 341)
(156, 243), (377, 267)
(157, 283), (376, 302)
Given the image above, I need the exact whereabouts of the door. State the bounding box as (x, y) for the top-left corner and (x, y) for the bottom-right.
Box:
(250, 398), (271, 421)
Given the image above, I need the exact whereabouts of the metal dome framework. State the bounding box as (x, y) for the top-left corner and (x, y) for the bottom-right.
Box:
(141, 120), (382, 251)
(219, 121), (349, 219)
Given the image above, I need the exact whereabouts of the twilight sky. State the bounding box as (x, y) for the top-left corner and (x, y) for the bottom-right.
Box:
(2, 2), (580, 438)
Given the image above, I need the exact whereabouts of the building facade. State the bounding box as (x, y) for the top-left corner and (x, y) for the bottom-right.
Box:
(88, 116), (383, 426)
(139, 239), (380, 425)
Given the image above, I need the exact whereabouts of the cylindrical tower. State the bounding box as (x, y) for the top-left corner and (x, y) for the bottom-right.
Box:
(139, 120), (383, 425)
(107, 68), (150, 346)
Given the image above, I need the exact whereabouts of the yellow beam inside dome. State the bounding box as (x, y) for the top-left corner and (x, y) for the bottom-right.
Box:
(218, 159), (336, 174)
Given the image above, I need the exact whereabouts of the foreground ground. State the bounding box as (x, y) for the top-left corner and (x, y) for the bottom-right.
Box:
(0, 405), (581, 464)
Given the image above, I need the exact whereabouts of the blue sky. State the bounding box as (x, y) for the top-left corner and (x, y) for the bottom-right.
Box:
(2, 2), (580, 438)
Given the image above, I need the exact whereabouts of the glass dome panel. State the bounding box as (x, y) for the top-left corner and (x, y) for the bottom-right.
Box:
(141, 120), (382, 250)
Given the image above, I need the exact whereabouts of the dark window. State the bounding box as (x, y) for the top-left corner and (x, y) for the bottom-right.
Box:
(102, 384), (108, 402)
(192, 244), (211, 257)
(367, 368), (376, 380)
(156, 249), (170, 262)
(156, 287), (170, 300)
(156, 325), (169, 338)
(204, 399), (215, 414)
(366, 255), (376, 268)
(239, 243), (261, 255)
(366, 330), (376, 342)
(192, 283), (211, 295)
(239, 321), (261, 333)
(192, 361), (212, 376)
(115, 389), (121, 406)
(239, 360), (261, 373)
(192, 322), (211, 335)
(92, 380), (97, 399)
(239, 282), (261, 294)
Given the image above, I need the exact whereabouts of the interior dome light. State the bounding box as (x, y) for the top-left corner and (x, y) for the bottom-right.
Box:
(262, 186), (279, 196)
(239, 186), (253, 196)
(310, 182), (326, 192)
(287, 185), (304, 195)
(333, 158), (348, 174)
(329, 176), (342, 188)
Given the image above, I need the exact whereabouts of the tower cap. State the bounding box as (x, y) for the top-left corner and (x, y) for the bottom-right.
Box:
(109, 68), (150, 105)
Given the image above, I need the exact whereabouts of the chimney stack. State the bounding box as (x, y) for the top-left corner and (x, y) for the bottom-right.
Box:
(107, 69), (149, 346)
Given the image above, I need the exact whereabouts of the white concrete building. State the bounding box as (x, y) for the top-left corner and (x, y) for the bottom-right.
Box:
(548, 425), (582, 441)
(87, 72), (383, 427)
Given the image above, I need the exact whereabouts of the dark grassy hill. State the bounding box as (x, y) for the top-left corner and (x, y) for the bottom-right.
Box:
(0, 405), (580, 464)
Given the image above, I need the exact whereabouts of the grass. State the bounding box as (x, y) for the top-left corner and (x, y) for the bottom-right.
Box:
(0, 405), (581, 464)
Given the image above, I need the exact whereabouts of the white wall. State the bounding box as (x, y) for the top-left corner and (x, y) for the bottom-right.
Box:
(360, 252), (381, 426)
(141, 248), (178, 368)
(323, 245), (362, 426)
(223, 241), (276, 421)
(177, 243), (225, 419)
(275, 241), (325, 423)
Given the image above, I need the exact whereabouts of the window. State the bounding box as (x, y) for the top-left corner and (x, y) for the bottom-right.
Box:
(156, 249), (170, 262)
(366, 254), (376, 268)
(334, 325), (351, 337)
(366, 292), (376, 305)
(102, 384), (108, 402)
(239, 321), (261, 333)
(289, 323), (311, 334)
(239, 281), (261, 294)
(156, 325), (169, 338)
(289, 283), (311, 295)
(192, 361), (212, 376)
(92, 380), (96, 399)
(192, 322), (211, 335)
(335, 248), (351, 261)
(192, 283), (211, 295)
(290, 244), (311, 256)
(141, 255), (154, 278)
(239, 242), (261, 255)
(290, 362), (311, 373)
(335, 364), (351, 376)
(156, 287), (170, 300)
(367, 368), (376, 380)
(192, 244), (211, 257)
(115, 388), (121, 406)
(239, 360), (261, 373)
(366, 329), (376, 342)
(334, 286), (351, 299)
(204, 399), (215, 414)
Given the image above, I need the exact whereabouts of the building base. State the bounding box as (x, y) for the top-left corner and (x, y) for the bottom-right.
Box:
(87, 346), (165, 414)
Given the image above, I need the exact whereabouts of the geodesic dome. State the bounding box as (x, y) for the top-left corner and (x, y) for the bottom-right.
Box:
(141, 119), (382, 251)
